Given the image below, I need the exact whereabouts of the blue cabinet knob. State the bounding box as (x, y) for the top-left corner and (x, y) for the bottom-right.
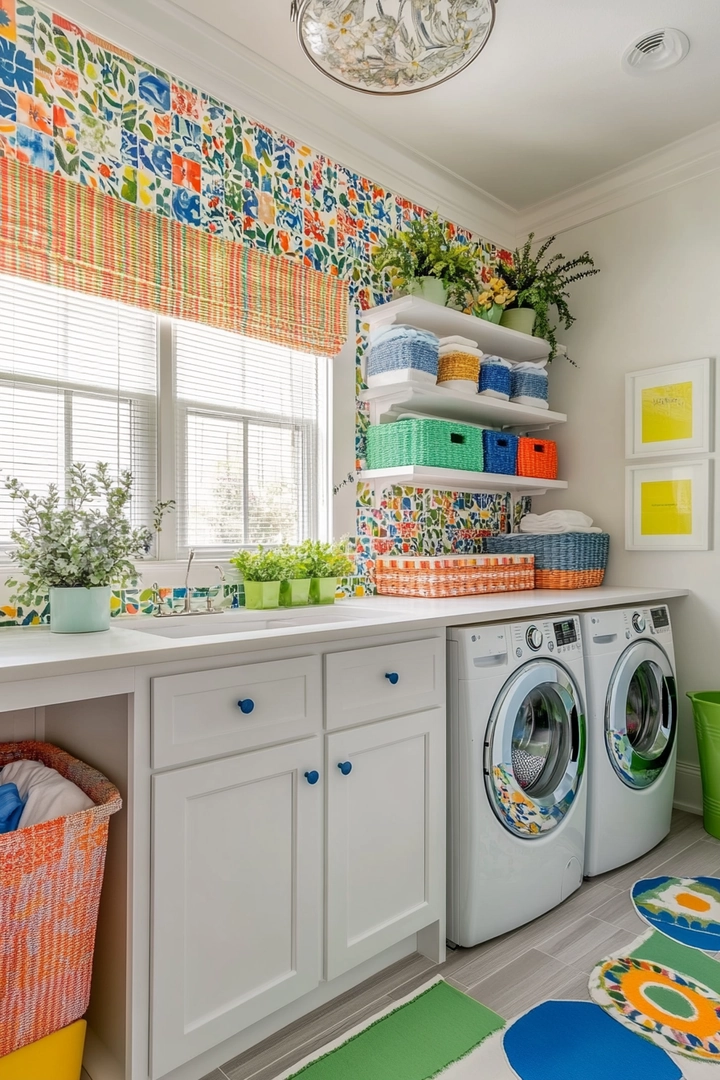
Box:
(337, 761), (353, 776)
(385, 672), (399, 685)
(237, 698), (255, 714)
(304, 770), (320, 785)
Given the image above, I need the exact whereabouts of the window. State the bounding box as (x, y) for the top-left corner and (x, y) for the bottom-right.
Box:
(0, 273), (329, 560)
(0, 273), (157, 548)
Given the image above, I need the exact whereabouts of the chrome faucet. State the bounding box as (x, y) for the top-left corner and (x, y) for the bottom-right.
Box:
(183, 549), (195, 613)
(152, 553), (227, 618)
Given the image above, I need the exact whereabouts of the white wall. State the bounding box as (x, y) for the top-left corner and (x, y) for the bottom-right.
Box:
(537, 170), (720, 808)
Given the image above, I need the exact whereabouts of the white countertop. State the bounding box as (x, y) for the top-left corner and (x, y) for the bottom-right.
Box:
(0, 586), (687, 683)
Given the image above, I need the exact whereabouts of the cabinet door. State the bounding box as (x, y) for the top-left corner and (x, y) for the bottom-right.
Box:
(151, 739), (322, 1078)
(325, 709), (445, 980)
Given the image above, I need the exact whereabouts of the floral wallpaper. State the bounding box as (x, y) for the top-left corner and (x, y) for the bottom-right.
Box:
(0, 0), (519, 625)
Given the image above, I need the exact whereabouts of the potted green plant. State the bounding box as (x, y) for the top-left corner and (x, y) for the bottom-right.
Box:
(297, 540), (354, 605)
(279, 547), (313, 608)
(372, 211), (480, 307)
(230, 547), (291, 610)
(498, 233), (600, 358)
(5, 463), (173, 634)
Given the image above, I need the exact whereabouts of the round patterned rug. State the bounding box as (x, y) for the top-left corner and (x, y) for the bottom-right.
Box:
(589, 954), (720, 1061)
(632, 875), (720, 951)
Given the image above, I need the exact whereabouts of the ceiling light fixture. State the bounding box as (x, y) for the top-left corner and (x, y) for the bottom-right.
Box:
(290, 0), (497, 96)
(622, 27), (690, 75)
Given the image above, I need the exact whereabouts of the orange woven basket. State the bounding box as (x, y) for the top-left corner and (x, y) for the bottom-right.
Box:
(517, 437), (558, 479)
(0, 742), (122, 1057)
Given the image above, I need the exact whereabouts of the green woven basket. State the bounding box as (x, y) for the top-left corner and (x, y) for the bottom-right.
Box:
(366, 419), (484, 473)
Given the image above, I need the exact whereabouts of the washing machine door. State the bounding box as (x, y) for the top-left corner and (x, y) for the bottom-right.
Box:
(605, 640), (677, 789)
(484, 659), (586, 839)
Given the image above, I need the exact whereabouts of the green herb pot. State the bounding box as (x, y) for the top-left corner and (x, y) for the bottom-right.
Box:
(49, 585), (111, 634)
(478, 303), (505, 324)
(500, 307), (537, 335)
(280, 578), (312, 608)
(244, 580), (281, 610)
(406, 277), (448, 307)
(310, 577), (338, 605)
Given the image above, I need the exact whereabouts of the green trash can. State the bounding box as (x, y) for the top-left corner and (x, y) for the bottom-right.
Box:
(687, 691), (720, 839)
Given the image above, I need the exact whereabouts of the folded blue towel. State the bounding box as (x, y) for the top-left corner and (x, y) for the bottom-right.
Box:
(0, 781), (25, 833)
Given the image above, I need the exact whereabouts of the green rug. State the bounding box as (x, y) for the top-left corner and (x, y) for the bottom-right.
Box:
(286, 979), (504, 1080)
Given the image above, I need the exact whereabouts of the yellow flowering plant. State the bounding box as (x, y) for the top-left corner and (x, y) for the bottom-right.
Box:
(469, 274), (517, 316)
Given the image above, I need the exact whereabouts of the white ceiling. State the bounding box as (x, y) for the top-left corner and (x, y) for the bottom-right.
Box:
(166, 0), (720, 210)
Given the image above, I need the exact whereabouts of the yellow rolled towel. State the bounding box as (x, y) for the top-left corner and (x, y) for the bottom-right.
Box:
(438, 351), (480, 385)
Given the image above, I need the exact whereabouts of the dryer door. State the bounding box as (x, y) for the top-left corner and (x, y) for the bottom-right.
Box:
(484, 660), (586, 839)
(605, 640), (677, 790)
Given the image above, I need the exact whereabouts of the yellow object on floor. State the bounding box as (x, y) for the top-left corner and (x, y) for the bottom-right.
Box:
(0, 1020), (86, 1080)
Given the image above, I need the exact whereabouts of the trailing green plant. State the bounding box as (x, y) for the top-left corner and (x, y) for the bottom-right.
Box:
(5, 462), (174, 606)
(230, 546), (292, 583)
(297, 539), (354, 580)
(498, 233), (600, 361)
(372, 211), (480, 304)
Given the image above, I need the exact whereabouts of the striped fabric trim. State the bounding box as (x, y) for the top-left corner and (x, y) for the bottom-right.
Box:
(0, 158), (348, 357)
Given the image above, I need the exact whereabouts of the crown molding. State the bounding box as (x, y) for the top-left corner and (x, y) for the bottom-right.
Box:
(517, 121), (720, 239)
(53, 0), (518, 246)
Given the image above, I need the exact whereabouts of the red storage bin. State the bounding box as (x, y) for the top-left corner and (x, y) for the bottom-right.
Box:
(517, 437), (558, 479)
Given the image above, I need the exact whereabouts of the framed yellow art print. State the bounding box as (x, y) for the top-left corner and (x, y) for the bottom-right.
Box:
(626, 460), (711, 550)
(626, 358), (713, 458)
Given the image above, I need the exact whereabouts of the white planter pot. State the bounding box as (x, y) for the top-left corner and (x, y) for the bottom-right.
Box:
(49, 586), (112, 634)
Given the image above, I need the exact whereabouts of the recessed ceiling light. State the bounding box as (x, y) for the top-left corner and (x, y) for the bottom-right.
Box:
(622, 27), (690, 75)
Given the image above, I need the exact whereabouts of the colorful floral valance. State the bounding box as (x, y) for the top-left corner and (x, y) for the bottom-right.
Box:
(0, 158), (348, 356)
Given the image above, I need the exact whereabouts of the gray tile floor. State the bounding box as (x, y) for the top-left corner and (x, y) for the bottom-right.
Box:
(201, 810), (717, 1080)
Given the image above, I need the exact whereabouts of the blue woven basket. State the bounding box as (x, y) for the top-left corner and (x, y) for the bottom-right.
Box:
(479, 362), (511, 398)
(367, 326), (439, 383)
(510, 369), (548, 405)
(482, 430), (518, 475)
(484, 532), (609, 589)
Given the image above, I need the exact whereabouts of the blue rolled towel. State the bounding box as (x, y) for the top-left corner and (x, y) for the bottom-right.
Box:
(0, 781), (25, 833)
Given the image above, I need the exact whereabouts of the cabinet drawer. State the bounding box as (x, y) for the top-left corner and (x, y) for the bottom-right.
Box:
(152, 656), (322, 767)
(325, 638), (444, 729)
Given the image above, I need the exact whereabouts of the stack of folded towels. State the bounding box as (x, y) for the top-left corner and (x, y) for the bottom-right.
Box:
(519, 510), (603, 534)
(366, 324), (440, 387)
(0, 758), (94, 833)
(437, 335), (483, 393)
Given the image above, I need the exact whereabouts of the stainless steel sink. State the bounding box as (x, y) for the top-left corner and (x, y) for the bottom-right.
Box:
(117, 606), (371, 638)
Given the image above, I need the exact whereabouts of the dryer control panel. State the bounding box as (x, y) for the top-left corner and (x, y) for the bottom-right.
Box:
(623, 605), (672, 641)
(509, 616), (582, 660)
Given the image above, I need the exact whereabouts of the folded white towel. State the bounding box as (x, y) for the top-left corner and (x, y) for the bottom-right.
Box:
(439, 344), (483, 358)
(509, 358), (549, 372)
(439, 335), (478, 348)
(519, 510), (603, 535)
(511, 396), (550, 409)
(1, 759), (94, 828)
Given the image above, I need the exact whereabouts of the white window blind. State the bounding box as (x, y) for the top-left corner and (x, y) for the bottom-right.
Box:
(174, 320), (328, 554)
(0, 272), (158, 549)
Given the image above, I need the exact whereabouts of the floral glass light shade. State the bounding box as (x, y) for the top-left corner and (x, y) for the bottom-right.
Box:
(291, 0), (497, 95)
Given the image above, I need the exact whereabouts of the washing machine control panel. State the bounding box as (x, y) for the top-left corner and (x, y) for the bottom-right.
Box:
(510, 617), (582, 659)
(623, 606), (672, 639)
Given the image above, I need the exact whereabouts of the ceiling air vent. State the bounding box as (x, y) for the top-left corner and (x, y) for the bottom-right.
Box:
(622, 28), (690, 75)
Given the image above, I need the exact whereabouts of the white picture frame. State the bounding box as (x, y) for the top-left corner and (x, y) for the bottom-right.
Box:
(626, 357), (713, 458)
(626, 459), (711, 550)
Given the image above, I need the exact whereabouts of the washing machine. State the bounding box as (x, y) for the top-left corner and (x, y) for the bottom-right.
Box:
(580, 605), (678, 877)
(447, 616), (588, 947)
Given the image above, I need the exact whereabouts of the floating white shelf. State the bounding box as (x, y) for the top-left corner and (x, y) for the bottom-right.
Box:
(360, 382), (566, 431)
(358, 466), (568, 508)
(363, 296), (552, 364)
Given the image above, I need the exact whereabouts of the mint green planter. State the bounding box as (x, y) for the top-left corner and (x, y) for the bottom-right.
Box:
(406, 277), (448, 306)
(244, 581), (281, 610)
(478, 303), (504, 324)
(687, 691), (720, 838)
(500, 307), (537, 335)
(310, 577), (338, 605)
(280, 578), (312, 607)
(49, 586), (111, 634)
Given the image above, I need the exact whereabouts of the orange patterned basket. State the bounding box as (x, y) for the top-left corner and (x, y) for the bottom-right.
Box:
(517, 437), (558, 479)
(375, 553), (534, 598)
(0, 742), (122, 1057)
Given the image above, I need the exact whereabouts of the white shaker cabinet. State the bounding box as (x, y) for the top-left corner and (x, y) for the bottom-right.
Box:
(150, 738), (323, 1079)
(325, 709), (445, 979)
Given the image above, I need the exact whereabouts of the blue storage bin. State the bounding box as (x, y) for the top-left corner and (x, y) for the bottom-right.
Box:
(367, 325), (439, 386)
(482, 430), (518, 475)
(510, 367), (549, 406)
(479, 357), (511, 399)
